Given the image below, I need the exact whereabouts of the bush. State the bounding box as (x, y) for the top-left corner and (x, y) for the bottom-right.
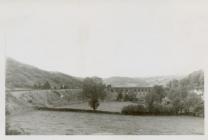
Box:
(149, 103), (175, 115)
(121, 103), (176, 115)
(160, 104), (175, 115)
(121, 104), (147, 115)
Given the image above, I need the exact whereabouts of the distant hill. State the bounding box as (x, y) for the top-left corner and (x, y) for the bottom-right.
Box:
(104, 75), (184, 87)
(104, 77), (148, 87)
(6, 58), (83, 89)
(6, 58), (201, 90)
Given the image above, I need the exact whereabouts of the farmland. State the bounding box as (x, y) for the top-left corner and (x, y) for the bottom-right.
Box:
(61, 101), (137, 112)
(7, 110), (204, 135)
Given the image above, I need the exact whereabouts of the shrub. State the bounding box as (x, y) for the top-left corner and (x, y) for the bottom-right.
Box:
(149, 103), (163, 115)
(121, 103), (176, 115)
(121, 104), (147, 115)
(150, 103), (175, 115)
(160, 104), (175, 115)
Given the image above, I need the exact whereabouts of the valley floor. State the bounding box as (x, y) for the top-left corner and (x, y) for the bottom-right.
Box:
(6, 90), (204, 135)
(60, 101), (137, 112)
(7, 110), (204, 135)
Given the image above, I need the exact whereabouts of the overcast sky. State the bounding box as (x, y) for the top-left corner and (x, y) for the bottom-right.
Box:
(1, 0), (208, 78)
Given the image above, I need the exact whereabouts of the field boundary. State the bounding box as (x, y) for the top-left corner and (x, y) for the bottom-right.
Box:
(35, 106), (122, 115)
(34, 106), (203, 117)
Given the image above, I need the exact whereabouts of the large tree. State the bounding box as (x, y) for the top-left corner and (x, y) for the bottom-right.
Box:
(82, 77), (106, 110)
(145, 85), (166, 112)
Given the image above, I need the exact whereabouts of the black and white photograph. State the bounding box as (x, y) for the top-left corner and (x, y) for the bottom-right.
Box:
(1, 0), (207, 136)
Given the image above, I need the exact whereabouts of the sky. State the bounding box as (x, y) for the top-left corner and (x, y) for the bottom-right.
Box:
(1, 0), (208, 78)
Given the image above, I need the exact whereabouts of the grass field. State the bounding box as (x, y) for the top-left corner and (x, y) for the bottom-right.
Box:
(61, 101), (137, 112)
(7, 110), (204, 135)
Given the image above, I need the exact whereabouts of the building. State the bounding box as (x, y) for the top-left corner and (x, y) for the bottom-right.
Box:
(106, 85), (152, 101)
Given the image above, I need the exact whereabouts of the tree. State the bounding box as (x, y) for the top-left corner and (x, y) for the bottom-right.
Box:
(184, 92), (203, 114)
(82, 77), (106, 110)
(116, 92), (123, 101)
(171, 97), (184, 114)
(193, 102), (204, 116)
(167, 87), (189, 114)
(128, 92), (137, 101)
(42, 81), (51, 89)
(123, 94), (130, 101)
(88, 98), (100, 110)
(145, 85), (166, 112)
(167, 80), (179, 89)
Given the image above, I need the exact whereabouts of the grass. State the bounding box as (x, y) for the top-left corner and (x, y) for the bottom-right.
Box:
(60, 101), (137, 112)
(7, 110), (204, 135)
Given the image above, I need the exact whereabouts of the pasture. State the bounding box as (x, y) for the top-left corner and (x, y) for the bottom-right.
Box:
(7, 110), (204, 135)
(61, 101), (137, 112)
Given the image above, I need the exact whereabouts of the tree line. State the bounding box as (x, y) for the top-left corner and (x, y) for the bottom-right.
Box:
(122, 85), (204, 116)
(77, 76), (204, 116)
(33, 81), (69, 89)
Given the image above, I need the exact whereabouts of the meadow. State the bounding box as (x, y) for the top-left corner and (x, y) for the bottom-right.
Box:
(7, 110), (204, 135)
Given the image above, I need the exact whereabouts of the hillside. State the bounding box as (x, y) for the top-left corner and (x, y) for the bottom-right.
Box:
(104, 75), (183, 87)
(104, 77), (148, 87)
(6, 58), (83, 89)
(6, 89), (82, 115)
(167, 70), (204, 90)
(6, 58), (200, 89)
(181, 70), (204, 89)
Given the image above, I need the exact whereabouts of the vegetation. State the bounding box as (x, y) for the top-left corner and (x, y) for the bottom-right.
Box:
(166, 70), (204, 116)
(121, 104), (146, 115)
(82, 77), (106, 110)
(123, 93), (137, 102)
(115, 91), (138, 102)
(60, 85), (69, 89)
(145, 85), (166, 112)
(33, 81), (51, 89)
(122, 81), (204, 116)
(6, 58), (83, 89)
(6, 58), (204, 117)
(88, 99), (100, 110)
(167, 70), (204, 90)
(116, 92), (123, 101)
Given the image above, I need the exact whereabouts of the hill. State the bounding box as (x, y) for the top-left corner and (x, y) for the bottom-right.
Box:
(167, 70), (204, 90)
(104, 77), (148, 87)
(6, 58), (83, 89)
(104, 75), (183, 87)
(6, 58), (200, 89)
(181, 70), (204, 89)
